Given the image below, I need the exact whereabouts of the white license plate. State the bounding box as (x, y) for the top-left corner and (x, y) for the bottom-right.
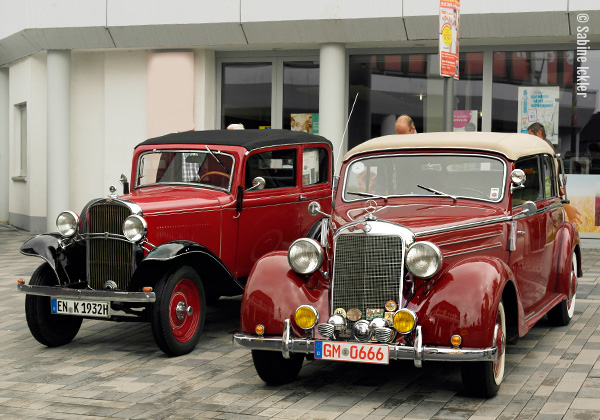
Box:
(51, 298), (110, 318)
(315, 341), (389, 365)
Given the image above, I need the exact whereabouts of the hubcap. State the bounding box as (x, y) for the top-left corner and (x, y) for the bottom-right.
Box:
(493, 302), (506, 385)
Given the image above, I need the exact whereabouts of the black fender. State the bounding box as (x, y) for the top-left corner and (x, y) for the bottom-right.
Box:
(20, 234), (86, 285)
(133, 240), (244, 298)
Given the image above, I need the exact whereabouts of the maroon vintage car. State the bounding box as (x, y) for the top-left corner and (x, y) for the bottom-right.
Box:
(18, 129), (332, 356)
(234, 132), (580, 397)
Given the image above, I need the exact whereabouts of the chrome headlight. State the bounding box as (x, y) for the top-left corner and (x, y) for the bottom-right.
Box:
(123, 215), (147, 243)
(406, 241), (442, 279)
(288, 238), (323, 275)
(56, 211), (80, 237)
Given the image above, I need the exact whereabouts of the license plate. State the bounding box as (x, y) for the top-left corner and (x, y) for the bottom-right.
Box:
(51, 298), (110, 318)
(315, 341), (389, 365)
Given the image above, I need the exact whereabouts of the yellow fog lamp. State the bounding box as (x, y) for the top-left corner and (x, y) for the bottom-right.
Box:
(393, 309), (417, 334)
(255, 324), (265, 336)
(451, 334), (462, 348)
(294, 305), (319, 330)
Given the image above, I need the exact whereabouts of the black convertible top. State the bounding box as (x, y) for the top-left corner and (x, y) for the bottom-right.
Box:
(137, 129), (332, 152)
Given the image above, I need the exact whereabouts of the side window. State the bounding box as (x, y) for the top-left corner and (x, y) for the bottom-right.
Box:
(245, 149), (297, 189)
(302, 147), (329, 186)
(542, 154), (557, 198)
(513, 156), (543, 206)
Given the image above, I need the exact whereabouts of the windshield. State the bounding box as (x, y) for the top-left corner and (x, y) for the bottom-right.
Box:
(136, 150), (234, 191)
(343, 154), (506, 202)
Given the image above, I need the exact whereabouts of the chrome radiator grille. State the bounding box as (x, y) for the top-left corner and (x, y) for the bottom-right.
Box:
(86, 203), (134, 290)
(332, 234), (404, 315)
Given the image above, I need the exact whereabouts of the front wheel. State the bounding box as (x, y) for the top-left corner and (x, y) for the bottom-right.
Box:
(252, 350), (304, 385)
(151, 266), (206, 356)
(547, 251), (577, 326)
(461, 300), (506, 398)
(25, 263), (82, 347)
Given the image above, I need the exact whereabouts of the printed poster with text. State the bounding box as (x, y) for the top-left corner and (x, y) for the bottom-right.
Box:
(439, 0), (460, 79)
(517, 86), (559, 145)
(453, 110), (478, 132)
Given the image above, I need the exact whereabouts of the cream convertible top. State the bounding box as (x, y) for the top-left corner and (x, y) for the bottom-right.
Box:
(343, 132), (555, 162)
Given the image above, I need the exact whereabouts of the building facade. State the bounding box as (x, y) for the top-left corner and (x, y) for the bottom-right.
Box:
(1, 0), (599, 234)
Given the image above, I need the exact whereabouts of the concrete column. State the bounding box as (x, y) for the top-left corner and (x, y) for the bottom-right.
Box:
(319, 43), (346, 172)
(482, 50), (493, 132)
(47, 50), (71, 231)
(0, 68), (8, 223)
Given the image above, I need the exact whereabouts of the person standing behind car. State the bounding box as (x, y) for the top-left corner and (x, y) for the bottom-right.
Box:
(527, 122), (554, 150)
(395, 115), (417, 135)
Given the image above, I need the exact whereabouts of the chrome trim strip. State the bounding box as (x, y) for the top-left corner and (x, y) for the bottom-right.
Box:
(415, 216), (512, 237)
(232, 330), (497, 364)
(524, 294), (564, 322)
(17, 284), (156, 302)
(443, 243), (503, 258)
(437, 233), (503, 247)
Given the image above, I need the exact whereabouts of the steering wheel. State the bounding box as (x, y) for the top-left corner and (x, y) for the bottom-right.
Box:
(455, 187), (488, 199)
(199, 171), (231, 183)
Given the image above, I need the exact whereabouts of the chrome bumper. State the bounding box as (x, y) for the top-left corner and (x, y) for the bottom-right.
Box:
(17, 283), (156, 303)
(233, 319), (498, 368)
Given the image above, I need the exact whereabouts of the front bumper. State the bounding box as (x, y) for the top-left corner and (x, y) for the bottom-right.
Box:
(17, 283), (156, 303)
(233, 319), (498, 368)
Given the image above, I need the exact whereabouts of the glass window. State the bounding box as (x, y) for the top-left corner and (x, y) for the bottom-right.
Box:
(302, 147), (328, 186)
(19, 103), (27, 176)
(221, 63), (272, 129)
(542, 154), (557, 198)
(284, 62), (319, 133)
(245, 149), (297, 189)
(514, 156), (543, 205)
(455, 52), (483, 132)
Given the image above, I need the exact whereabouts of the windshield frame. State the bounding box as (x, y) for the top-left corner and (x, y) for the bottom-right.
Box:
(135, 149), (236, 193)
(341, 152), (507, 204)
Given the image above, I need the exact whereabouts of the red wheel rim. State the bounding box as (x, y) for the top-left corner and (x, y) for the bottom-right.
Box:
(169, 278), (201, 343)
(493, 305), (506, 382)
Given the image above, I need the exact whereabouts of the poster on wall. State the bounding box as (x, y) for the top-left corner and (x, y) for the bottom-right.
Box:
(439, 0), (460, 79)
(291, 113), (319, 134)
(517, 86), (559, 145)
(453, 110), (478, 132)
(563, 174), (600, 235)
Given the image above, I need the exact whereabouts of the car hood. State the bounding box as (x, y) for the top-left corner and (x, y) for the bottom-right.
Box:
(336, 200), (508, 235)
(121, 186), (225, 215)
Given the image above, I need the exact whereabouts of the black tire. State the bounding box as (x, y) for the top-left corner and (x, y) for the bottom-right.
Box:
(25, 263), (82, 347)
(548, 251), (577, 326)
(461, 300), (506, 398)
(151, 266), (206, 356)
(252, 350), (304, 385)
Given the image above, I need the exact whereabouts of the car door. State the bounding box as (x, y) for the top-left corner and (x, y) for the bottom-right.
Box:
(510, 154), (561, 313)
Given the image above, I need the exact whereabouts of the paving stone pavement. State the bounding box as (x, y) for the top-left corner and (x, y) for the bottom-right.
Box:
(1, 223), (600, 420)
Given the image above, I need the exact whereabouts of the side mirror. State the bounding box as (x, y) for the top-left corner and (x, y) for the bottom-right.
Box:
(119, 174), (130, 195)
(521, 200), (537, 215)
(308, 201), (331, 218)
(510, 169), (526, 194)
(246, 176), (266, 191)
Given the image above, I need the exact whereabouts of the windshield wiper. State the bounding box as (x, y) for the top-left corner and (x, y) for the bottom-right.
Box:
(205, 146), (230, 174)
(348, 191), (388, 201)
(417, 184), (457, 201)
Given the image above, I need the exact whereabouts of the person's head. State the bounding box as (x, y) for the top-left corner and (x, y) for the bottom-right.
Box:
(395, 115), (416, 135)
(527, 122), (546, 140)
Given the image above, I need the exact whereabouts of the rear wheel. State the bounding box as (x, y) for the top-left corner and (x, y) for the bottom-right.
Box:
(25, 263), (82, 347)
(151, 266), (205, 356)
(548, 251), (577, 326)
(252, 350), (304, 385)
(461, 300), (506, 398)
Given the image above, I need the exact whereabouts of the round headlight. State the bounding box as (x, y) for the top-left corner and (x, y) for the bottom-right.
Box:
(295, 305), (319, 330)
(406, 241), (442, 279)
(393, 309), (417, 334)
(288, 238), (323, 275)
(56, 211), (80, 237)
(123, 215), (147, 243)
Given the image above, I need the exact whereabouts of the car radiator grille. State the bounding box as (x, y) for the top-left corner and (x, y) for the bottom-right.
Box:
(332, 234), (404, 316)
(86, 203), (134, 290)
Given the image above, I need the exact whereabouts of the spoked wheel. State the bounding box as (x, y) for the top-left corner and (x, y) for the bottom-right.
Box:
(151, 266), (206, 356)
(25, 263), (82, 347)
(548, 251), (577, 326)
(461, 300), (506, 398)
(252, 350), (304, 385)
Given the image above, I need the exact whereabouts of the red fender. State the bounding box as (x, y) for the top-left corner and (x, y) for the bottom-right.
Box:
(407, 256), (522, 349)
(240, 251), (329, 337)
(554, 222), (580, 299)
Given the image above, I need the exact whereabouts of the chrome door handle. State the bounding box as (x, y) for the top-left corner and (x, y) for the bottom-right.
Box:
(299, 194), (307, 201)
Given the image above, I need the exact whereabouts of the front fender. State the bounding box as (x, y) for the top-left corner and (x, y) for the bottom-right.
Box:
(240, 251), (329, 338)
(409, 256), (519, 349)
(20, 234), (85, 284)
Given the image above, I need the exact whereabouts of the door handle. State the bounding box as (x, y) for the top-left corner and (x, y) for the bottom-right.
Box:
(299, 194), (307, 201)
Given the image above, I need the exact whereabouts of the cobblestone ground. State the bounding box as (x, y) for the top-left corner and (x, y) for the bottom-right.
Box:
(1, 223), (599, 419)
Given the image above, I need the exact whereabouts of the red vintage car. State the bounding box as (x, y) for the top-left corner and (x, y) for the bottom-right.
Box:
(234, 132), (580, 397)
(18, 129), (332, 356)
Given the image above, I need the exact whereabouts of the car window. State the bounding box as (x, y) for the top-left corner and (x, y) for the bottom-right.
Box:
(136, 150), (234, 191)
(302, 147), (329, 186)
(542, 154), (557, 198)
(343, 154), (505, 202)
(513, 156), (543, 206)
(245, 149), (297, 189)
